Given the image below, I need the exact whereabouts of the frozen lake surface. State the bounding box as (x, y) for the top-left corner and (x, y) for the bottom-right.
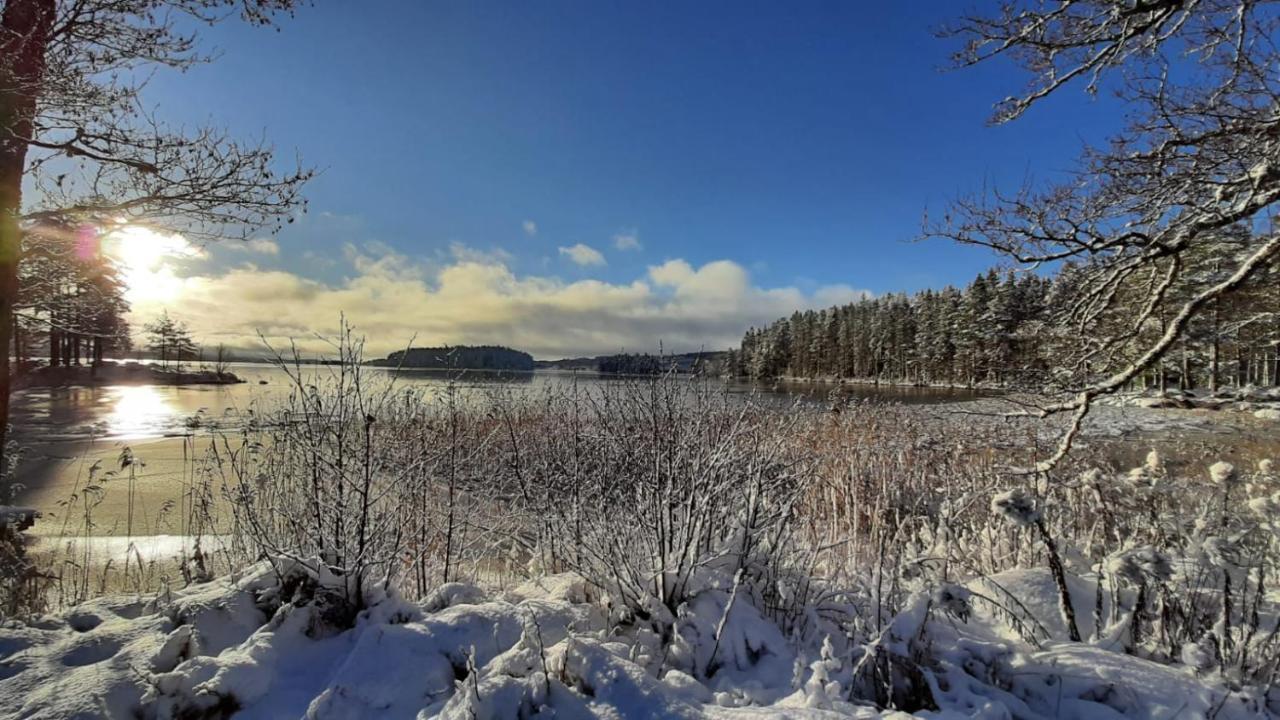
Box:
(10, 362), (986, 443)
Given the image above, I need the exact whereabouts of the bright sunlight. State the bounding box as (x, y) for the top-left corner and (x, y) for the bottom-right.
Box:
(101, 226), (201, 305)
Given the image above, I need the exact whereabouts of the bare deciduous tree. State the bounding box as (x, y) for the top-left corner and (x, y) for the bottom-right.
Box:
(932, 0), (1280, 467)
(0, 0), (312, 465)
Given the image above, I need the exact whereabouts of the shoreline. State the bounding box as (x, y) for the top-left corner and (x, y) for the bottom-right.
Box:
(14, 361), (244, 390)
(757, 374), (1280, 411)
(766, 374), (1001, 392)
(9, 377), (1277, 545)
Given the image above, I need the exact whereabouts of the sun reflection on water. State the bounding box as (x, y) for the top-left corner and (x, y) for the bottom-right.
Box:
(101, 385), (175, 439)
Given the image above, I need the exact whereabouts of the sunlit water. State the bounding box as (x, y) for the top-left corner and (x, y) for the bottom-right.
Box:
(29, 533), (233, 564)
(10, 363), (984, 444)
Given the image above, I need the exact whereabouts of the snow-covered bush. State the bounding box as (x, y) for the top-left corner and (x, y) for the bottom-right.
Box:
(496, 377), (819, 682)
(990, 487), (1041, 526)
(0, 521), (49, 618)
(213, 328), (524, 620)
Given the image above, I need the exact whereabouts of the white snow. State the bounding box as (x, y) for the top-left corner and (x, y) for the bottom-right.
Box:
(3, 561), (1275, 718)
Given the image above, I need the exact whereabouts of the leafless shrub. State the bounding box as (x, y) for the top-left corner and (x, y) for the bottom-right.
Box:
(497, 377), (817, 631)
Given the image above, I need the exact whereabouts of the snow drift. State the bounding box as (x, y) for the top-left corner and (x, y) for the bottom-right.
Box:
(2, 560), (1273, 719)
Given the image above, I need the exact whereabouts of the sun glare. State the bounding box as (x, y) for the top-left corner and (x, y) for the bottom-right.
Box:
(102, 385), (174, 440)
(102, 226), (200, 304)
(103, 226), (197, 272)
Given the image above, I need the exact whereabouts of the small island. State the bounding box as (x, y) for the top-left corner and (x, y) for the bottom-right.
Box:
(14, 361), (244, 390)
(367, 345), (535, 372)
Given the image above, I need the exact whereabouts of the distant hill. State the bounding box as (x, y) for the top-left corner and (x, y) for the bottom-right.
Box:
(534, 351), (730, 375)
(368, 346), (534, 371)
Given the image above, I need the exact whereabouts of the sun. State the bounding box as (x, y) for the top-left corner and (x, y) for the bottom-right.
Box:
(101, 226), (201, 304)
(103, 226), (198, 274)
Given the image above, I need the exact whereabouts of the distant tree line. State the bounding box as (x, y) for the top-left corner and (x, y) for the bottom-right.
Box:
(372, 346), (535, 372)
(537, 351), (728, 375)
(598, 353), (663, 375)
(732, 251), (1280, 392)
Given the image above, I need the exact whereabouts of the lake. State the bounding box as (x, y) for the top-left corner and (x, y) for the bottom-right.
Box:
(10, 362), (985, 444)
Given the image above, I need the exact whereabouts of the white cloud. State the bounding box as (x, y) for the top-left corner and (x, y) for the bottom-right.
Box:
(302, 250), (337, 268)
(814, 284), (870, 306)
(448, 241), (513, 266)
(613, 231), (641, 251)
(124, 244), (868, 359)
(522, 220), (538, 237)
(225, 238), (280, 255)
(558, 243), (606, 267)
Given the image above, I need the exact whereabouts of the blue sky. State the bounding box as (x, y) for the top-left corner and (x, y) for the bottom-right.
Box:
(116, 1), (1119, 357)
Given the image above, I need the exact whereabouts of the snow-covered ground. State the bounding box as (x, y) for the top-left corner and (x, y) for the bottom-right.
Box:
(2, 560), (1273, 719)
(940, 391), (1280, 445)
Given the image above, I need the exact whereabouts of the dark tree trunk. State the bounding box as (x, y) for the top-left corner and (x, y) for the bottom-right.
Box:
(0, 0), (56, 469)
